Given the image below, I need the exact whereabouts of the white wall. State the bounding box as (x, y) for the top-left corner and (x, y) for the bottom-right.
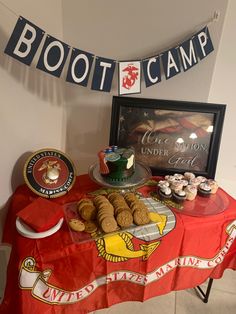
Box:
(62, 0), (228, 174)
(0, 0), (65, 239)
(208, 0), (236, 197)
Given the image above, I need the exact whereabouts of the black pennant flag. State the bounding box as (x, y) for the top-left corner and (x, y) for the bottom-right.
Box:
(193, 27), (214, 60)
(91, 57), (116, 92)
(142, 56), (161, 87)
(4, 16), (44, 65)
(162, 47), (181, 80)
(179, 38), (198, 71)
(66, 49), (94, 86)
(36, 35), (70, 77)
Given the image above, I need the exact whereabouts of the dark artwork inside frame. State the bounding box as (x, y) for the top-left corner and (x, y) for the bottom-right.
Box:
(118, 107), (213, 172)
(109, 97), (226, 178)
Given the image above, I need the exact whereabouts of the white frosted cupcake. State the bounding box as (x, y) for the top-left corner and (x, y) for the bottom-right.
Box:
(206, 179), (218, 194)
(158, 180), (170, 188)
(172, 189), (186, 204)
(171, 181), (184, 191)
(174, 173), (184, 181)
(196, 176), (207, 183)
(165, 175), (176, 184)
(184, 172), (195, 181)
(189, 177), (202, 187)
(180, 179), (189, 187)
(184, 185), (197, 201)
(158, 186), (172, 201)
(198, 182), (211, 197)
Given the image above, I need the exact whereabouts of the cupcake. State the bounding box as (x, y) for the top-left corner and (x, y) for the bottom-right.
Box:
(198, 182), (211, 197)
(172, 189), (186, 204)
(158, 186), (172, 201)
(165, 175), (176, 184)
(174, 173), (184, 181)
(206, 179), (218, 194)
(184, 185), (197, 201)
(189, 177), (202, 187)
(171, 180), (184, 191)
(184, 172), (195, 181)
(196, 176), (207, 183)
(157, 180), (170, 188)
(180, 179), (189, 187)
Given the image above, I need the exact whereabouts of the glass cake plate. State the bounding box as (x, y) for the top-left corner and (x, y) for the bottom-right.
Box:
(64, 197), (176, 244)
(88, 161), (152, 189)
(171, 188), (230, 217)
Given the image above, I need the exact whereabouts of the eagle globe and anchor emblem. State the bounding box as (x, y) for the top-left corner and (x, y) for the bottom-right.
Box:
(90, 153), (176, 263)
(23, 148), (76, 198)
(92, 196), (176, 263)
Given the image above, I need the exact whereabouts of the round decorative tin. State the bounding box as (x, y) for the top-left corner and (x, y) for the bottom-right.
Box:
(23, 148), (76, 198)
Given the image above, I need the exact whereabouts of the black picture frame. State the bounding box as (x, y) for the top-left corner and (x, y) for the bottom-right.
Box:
(109, 96), (226, 179)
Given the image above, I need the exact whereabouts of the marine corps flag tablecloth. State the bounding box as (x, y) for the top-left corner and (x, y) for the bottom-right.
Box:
(1, 175), (236, 314)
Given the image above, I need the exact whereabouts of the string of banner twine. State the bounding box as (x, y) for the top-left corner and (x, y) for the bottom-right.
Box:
(0, 0), (220, 64)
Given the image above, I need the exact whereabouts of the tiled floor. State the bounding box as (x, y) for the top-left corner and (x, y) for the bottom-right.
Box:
(92, 269), (236, 314)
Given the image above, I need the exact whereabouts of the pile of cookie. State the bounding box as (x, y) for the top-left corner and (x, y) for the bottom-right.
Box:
(68, 192), (150, 234)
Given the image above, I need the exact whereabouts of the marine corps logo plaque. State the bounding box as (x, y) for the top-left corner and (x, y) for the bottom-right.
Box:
(23, 148), (76, 198)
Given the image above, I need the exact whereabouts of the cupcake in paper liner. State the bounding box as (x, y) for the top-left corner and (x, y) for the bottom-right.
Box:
(171, 180), (184, 191)
(172, 189), (186, 204)
(206, 179), (219, 194)
(184, 185), (197, 201)
(198, 182), (211, 197)
(184, 172), (195, 181)
(158, 186), (172, 201)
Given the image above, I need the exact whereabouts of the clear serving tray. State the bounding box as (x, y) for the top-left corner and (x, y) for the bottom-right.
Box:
(169, 188), (230, 217)
(64, 197), (176, 244)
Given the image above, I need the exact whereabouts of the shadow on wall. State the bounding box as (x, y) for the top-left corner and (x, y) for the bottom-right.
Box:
(65, 101), (112, 174)
(11, 151), (33, 193)
(0, 25), (64, 107)
(0, 199), (11, 242)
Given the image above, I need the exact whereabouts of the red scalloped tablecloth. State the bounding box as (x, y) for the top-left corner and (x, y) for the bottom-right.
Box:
(0, 175), (236, 314)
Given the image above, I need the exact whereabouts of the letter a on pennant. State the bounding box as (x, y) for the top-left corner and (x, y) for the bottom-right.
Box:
(162, 48), (181, 80)
(4, 16), (45, 65)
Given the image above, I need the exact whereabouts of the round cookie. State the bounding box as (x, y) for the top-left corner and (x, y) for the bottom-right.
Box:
(77, 198), (93, 213)
(116, 210), (133, 228)
(133, 208), (150, 226)
(84, 221), (98, 233)
(93, 195), (108, 206)
(68, 219), (85, 232)
(130, 201), (148, 213)
(124, 193), (139, 204)
(100, 217), (118, 233)
(107, 192), (121, 202)
(80, 204), (97, 221)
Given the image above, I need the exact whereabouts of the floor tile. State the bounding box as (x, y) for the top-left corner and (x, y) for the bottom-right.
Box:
(176, 288), (236, 314)
(93, 292), (176, 314)
(201, 269), (236, 294)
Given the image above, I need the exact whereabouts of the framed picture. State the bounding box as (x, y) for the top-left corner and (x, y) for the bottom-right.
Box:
(109, 96), (226, 178)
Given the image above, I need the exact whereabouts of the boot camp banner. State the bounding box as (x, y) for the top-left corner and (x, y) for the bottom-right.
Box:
(4, 16), (214, 95)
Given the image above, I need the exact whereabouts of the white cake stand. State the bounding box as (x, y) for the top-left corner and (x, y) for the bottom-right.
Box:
(88, 162), (152, 190)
